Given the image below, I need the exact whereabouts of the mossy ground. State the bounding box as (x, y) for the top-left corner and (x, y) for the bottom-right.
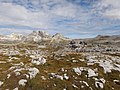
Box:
(0, 44), (120, 90)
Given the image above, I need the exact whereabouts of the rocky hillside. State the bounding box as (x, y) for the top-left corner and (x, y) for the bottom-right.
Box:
(24, 31), (52, 43)
(68, 35), (120, 52)
(0, 31), (120, 90)
(0, 42), (120, 90)
(0, 31), (70, 44)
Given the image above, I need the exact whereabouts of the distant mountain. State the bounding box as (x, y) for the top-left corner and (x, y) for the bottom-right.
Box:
(0, 35), (6, 38)
(95, 35), (120, 39)
(69, 34), (120, 52)
(7, 33), (23, 41)
(51, 33), (70, 42)
(24, 31), (52, 42)
(0, 31), (70, 44)
(0, 33), (23, 41)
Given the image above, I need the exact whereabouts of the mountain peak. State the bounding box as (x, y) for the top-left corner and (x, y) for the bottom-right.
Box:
(0, 31), (70, 43)
(32, 31), (50, 37)
(25, 30), (52, 42)
(53, 33), (63, 38)
(51, 33), (70, 43)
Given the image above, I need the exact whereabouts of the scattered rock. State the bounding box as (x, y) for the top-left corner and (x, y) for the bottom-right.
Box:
(18, 79), (27, 86)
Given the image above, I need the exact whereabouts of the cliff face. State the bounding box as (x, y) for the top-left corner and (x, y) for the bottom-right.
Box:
(24, 31), (52, 42)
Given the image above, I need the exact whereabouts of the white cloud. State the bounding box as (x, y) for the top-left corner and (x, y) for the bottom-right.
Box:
(100, 0), (120, 8)
(99, 0), (120, 19)
(0, 3), (51, 28)
(104, 9), (120, 19)
(0, 0), (119, 38)
(52, 5), (77, 18)
(0, 1), (85, 37)
(0, 1), (79, 28)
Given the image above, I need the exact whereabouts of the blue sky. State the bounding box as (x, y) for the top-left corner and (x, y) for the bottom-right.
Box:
(0, 0), (120, 38)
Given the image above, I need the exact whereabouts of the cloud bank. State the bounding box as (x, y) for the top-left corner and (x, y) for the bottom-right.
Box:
(0, 0), (120, 38)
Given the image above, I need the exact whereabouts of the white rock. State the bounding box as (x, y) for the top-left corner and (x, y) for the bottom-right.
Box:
(61, 68), (64, 72)
(54, 84), (56, 86)
(7, 74), (11, 79)
(41, 76), (46, 80)
(24, 74), (29, 79)
(50, 73), (56, 76)
(18, 79), (27, 86)
(55, 75), (63, 80)
(99, 60), (113, 73)
(88, 69), (98, 77)
(73, 67), (81, 75)
(64, 74), (69, 80)
(15, 72), (21, 76)
(81, 85), (84, 88)
(0, 61), (6, 63)
(28, 67), (39, 79)
(114, 80), (120, 84)
(13, 87), (18, 90)
(50, 73), (63, 80)
(14, 68), (25, 72)
(0, 81), (4, 86)
(13, 62), (24, 66)
(63, 88), (67, 90)
(82, 81), (89, 87)
(31, 57), (46, 65)
(89, 87), (93, 90)
(100, 78), (106, 84)
(79, 59), (84, 62)
(87, 62), (95, 65)
(95, 81), (104, 89)
(72, 84), (78, 88)
(72, 60), (78, 63)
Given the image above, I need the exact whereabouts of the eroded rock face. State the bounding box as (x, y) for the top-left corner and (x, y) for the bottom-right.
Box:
(25, 31), (52, 42)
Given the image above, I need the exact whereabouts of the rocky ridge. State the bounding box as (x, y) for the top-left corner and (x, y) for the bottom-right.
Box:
(0, 31), (69, 43)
